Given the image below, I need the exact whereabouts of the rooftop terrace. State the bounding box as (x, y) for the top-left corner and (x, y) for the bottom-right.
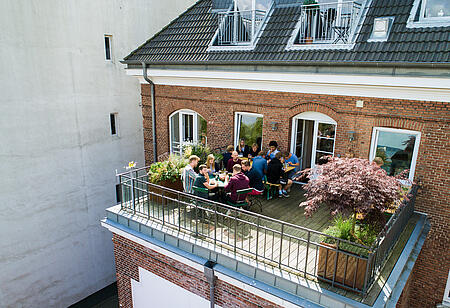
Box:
(102, 166), (429, 307)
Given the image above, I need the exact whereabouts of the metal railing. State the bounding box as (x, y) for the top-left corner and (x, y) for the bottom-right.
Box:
(298, 1), (361, 45)
(217, 9), (266, 45)
(116, 167), (418, 296)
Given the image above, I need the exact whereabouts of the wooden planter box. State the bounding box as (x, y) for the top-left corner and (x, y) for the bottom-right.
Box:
(148, 178), (183, 206)
(317, 242), (372, 291)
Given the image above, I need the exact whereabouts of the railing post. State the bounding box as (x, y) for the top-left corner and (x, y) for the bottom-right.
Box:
(161, 189), (165, 225)
(305, 231), (310, 275)
(118, 174), (123, 210)
(362, 251), (373, 295)
(130, 170), (136, 215)
(233, 1), (238, 45)
(234, 210), (237, 253)
(279, 223), (284, 268)
(255, 216), (260, 261)
(214, 204), (217, 246)
(331, 239), (340, 287)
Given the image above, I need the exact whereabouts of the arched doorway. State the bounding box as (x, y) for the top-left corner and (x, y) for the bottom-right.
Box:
(290, 111), (337, 170)
(169, 109), (207, 155)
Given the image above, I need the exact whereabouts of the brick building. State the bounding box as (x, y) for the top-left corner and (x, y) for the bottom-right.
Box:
(102, 0), (450, 307)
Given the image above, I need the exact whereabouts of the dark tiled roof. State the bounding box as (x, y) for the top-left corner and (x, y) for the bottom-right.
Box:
(124, 0), (450, 65)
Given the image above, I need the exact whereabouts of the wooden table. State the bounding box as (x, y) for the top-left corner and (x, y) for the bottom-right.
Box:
(283, 166), (295, 173)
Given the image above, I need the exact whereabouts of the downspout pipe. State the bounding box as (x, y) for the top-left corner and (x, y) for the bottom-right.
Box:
(142, 62), (158, 163)
(204, 261), (216, 308)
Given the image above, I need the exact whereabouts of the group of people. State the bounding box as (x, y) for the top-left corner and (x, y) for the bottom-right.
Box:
(182, 139), (302, 206)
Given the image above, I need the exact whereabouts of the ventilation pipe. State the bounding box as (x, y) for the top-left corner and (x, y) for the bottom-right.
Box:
(142, 62), (157, 163)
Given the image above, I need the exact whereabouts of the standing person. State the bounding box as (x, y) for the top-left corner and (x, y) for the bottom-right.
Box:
(193, 165), (218, 200)
(267, 152), (292, 197)
(283, 151), (300, 180)
(251, 151), (268, 177)
(266, 141), (280, 161)
(241, 160), (264, 192)
(226, 151), (242, 173)
(248, 143), (260, 158)
(205, 154), (220, 176)
(182, 155), (200, 194)
(222, 145), (234, 170)
(236, 138), (250, 157)
(224, 164), (250, 203)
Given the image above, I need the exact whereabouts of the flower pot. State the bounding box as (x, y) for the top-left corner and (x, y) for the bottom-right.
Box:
(317, 242), (372, 291)
(148, 178), (183, 206)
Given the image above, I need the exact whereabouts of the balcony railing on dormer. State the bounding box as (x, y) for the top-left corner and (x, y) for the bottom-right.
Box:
(217, 9), (266, 45)
(297, 1), (361, 45)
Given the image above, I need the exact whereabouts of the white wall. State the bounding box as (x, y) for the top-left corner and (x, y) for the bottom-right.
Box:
(132, 267), (216, 308)
(0, 0), (195, 307)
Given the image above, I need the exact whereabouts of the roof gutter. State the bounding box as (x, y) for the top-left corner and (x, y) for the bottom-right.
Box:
(123, 59), (450, 69)
(142, 62), (158, 163)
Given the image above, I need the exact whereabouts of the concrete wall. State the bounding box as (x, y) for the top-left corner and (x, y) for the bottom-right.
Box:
(0, 0), (195, 307)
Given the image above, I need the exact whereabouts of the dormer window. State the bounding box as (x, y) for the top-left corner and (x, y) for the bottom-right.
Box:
(211, 0), (271, 48)
(288, 0), (363, 49)
(407, 0), (450, 28)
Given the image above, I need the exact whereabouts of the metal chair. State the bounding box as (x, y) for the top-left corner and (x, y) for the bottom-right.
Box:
(263, 175), (281, 200)
(226, 188), (253, 209)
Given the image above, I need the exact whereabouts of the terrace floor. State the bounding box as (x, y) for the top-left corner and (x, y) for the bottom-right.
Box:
(124, 184), (420, 305)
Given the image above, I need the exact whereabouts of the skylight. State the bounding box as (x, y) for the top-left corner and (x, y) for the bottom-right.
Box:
(368, 17), (394, 42)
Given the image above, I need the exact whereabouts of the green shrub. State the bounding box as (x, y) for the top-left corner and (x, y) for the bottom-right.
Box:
(147, 155), (188, 184)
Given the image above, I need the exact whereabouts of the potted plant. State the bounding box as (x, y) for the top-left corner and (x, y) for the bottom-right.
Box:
(147, 155), (187, 191)
(299, 157), (403, 291)
(303, 0), (320, 44)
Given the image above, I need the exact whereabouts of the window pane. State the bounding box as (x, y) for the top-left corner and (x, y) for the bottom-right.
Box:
(295, 119), (304, 158)
(110, 113), (116, 135)
(238, 114), (263, 148)
(375, 131), (416, 177)
(104, 36), (111, 60)
(170, 113), (180, 152)
(197, 114), (207, 145)
(317, 138), (334, 153)
(318, 123), (335, 138)
(183, 114), (194, 142)
(425, 0), (449, 17)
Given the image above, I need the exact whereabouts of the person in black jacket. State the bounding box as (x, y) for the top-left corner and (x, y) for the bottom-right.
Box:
(222, 145), (234, 170)
(241, 160), (264, 192)
(267, 152), (292, 197)
(236, 138), (250, 157)
(248, 143), (260, 158)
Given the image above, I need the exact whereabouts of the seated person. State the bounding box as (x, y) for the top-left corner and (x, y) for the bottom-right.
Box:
(267, 152), (292, 197)
(206, 154), (220, 176)
(224, 164), (250, 203)
(193, 165), (218, 200)
(222, 145), (234, 170)
(181, 155), (200, 194)
(283, 151), (300, 178)
(236, 138), (250, 157)
(251, 151), (267, 177)
(241, 160), (264, 192)
(266, 140), (280, 161)
(248, 143), (260, 158)
(226, 151), (242, 173)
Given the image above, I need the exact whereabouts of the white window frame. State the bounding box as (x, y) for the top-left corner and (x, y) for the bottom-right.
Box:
(407, 0), (450, 28)
(234, 112), (263, 149)
(104, 34), (113, 61)
(290, 111), (337, 169)
(444, 269), (450, 305)
(369, 127), (421, 182)
(169, 109), (206, 155)
(420, 0), (450, 20)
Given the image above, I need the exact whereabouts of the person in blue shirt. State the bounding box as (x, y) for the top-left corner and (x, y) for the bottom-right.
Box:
(251, 151), (267, 177)
(283, 151), (300, 179)
(266, 140), (280, 161)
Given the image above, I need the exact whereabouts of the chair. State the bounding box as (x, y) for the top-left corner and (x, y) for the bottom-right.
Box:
(192, 186), (211, 219)
(263, 175), (281, 200)
(247, 188), (263, 213)
(226, 188), (253, 209)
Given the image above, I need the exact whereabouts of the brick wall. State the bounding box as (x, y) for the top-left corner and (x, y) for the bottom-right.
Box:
(141, 84), (450, 307)
(112, 233), (284, 308)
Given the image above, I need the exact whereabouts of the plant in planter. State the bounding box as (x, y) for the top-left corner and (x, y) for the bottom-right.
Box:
(147, 155), (187, 191)
(299, 157), (403, 291)
(183, 142), (223, 168)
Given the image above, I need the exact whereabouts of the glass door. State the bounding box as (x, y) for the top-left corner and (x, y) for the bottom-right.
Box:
(181, 112), (194, 144)
(313, 122), (336, 166)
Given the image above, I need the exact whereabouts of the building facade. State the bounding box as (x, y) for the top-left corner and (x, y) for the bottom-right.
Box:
(0, 0), (195, 307)
(105, 0), (449, 307)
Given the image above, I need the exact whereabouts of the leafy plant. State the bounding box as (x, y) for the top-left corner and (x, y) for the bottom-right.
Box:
(183, 142), (222, 164)
(300, 157), (402, 234)
(147, 155), (188, 184)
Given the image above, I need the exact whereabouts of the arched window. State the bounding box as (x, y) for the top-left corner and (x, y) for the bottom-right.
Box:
(169, 110), (207, 155)
(290, 111), (337, 170)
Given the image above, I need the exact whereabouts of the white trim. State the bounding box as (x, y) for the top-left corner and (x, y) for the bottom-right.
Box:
(369, 127), (421, 182)
(290, 112), (337, 169)
(127, 68), (450, 103)
(443, 269), (450, 305)
(234, 112), (263, 149)
(101, 221), (304, 308)
(407, 0), (450, 28)
(169, 109), (207, 155)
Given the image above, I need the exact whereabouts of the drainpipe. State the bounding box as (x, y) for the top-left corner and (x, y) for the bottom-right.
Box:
(142, 62), (158, 163)
(204, 261), (216, 308)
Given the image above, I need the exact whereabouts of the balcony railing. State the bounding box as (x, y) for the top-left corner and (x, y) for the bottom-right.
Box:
(297, 1), (362, 45)
(217, 9), (266, 45)
(116, 166), (417, 296)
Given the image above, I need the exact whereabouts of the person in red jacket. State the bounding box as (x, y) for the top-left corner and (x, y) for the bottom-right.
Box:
(226, 151), (242, 173)
(224, 164), (250, 203)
